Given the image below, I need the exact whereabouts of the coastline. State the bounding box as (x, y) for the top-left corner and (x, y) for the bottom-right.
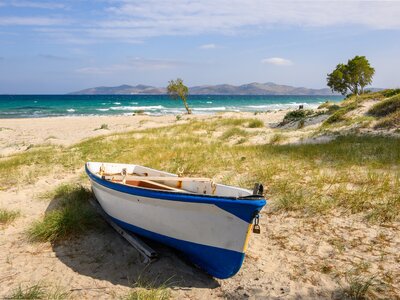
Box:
(0, 111), (290, 156)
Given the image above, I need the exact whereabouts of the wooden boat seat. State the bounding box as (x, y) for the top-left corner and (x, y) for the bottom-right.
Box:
(111, 179), (185, 192)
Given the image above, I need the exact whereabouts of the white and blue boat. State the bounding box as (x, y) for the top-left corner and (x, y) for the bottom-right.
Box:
(85, 162), (266, 279)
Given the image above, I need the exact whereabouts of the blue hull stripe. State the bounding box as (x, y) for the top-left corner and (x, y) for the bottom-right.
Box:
(86, 165), (266, 223)
(110, 215), (246, 279)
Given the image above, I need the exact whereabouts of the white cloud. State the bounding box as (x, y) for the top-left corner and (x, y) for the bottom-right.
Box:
(200, 43), (217, 49)
(0, 17), (66, 26)
(101, 0), (400, 39)
(76, 58), (184, 75)
(8, 1), (66, 9)
(38, 54), (69, 61)
(261, 57), (292, 66)
(4, 1), (400, 44)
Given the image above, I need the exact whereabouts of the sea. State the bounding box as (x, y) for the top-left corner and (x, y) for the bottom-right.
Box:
(0, 95), (343, 118)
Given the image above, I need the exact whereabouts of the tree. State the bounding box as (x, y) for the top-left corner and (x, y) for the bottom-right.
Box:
(167, 78), (192, 114)
(327, 56), (375, 96)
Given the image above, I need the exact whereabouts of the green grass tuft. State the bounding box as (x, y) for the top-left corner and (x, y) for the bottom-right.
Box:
(323, 102), (359, 125)
(374, 110), (400, 129)
(341, 272), (378, 300)
(8, 283), (69, 300)
(221, 127), (249, 140)
(0, 208), (20, 225)
(28, 184), (98, 242)
(269, 133), (285, 145)
(366, 195), (400, 223)
(247, 119), (264, 128)
(8, 284), (47, 299)
(124, 288), (170, 300)
(123, 274), (171, 300)
(368, 94), (400, 117)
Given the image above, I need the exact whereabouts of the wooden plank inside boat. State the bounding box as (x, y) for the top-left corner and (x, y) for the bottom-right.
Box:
(111, 178), (186, 192)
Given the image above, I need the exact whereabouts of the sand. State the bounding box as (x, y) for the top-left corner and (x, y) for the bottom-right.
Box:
(1, 112), (399, 299)
(0, 111), (291, 156)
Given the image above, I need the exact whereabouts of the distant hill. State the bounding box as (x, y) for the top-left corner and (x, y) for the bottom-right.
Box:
(69, 82), (339, 95)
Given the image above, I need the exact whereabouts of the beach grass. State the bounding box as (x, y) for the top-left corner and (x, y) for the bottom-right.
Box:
(374, 110), (400, 129)
(0, 208), (20, 225)
(123, 274), (171, 300)
(124, 287), (170, 300)
(28, 184), (98, 242)
(8, 283), (69, 300)
(1, 117), (399, 225)
(368, 94), (400, 117)
(247, 119), (264, 128)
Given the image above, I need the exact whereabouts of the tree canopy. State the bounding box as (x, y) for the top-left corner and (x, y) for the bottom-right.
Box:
(167, 78), (192, 114)
(327, 56), (375, 96)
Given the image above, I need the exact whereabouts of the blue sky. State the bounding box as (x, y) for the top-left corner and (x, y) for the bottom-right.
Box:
(0, 0), (400, 94)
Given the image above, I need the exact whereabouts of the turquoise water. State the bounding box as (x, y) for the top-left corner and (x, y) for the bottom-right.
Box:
(0, 95), (343, 118)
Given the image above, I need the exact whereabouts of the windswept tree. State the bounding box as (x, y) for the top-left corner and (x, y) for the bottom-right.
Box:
(327, 56), (375, 96)
(167, 78), (192, 114)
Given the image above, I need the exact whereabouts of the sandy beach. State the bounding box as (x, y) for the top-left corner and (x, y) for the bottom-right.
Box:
(0, 111), (291, 156)
(1, 106), (399, 299)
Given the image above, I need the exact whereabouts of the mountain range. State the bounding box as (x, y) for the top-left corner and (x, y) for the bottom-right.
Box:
(69, 82), (338, 96)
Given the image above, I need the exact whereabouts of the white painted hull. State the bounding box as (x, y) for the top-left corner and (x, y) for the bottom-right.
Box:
(86, 162), (266, 278)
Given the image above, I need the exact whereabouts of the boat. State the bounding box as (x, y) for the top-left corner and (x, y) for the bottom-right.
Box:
(85, 162), (266, 279)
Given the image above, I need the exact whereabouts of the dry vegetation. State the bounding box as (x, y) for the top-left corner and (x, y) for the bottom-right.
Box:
(0, 90), (399, 299)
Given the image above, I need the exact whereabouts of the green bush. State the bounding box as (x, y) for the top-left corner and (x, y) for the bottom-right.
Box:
(381, 89), (400, 98)
(368, 94), (400, 117)
(283, 109), (314, 122)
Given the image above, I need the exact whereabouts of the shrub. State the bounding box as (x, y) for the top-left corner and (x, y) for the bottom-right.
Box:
(283, 109), (314, 122)
(381, 88), (400, 98)
(368, 94), (400, 117)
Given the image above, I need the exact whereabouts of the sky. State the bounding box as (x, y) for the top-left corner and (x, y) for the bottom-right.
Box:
(0, 0), (400, 94)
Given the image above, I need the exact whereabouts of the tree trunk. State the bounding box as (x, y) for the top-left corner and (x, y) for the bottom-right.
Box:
(183, 99), (192, 114)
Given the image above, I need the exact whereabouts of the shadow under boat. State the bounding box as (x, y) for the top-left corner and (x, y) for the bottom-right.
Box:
(45, 191), (220, 289)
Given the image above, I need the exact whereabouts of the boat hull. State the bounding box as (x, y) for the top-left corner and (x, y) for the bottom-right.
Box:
(86, 165), (266, 279)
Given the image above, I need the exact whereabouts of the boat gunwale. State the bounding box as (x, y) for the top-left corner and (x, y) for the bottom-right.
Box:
(85, 164), (266, 204)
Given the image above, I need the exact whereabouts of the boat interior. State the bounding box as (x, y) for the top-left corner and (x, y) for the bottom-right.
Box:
(87, 162), (254, 198)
